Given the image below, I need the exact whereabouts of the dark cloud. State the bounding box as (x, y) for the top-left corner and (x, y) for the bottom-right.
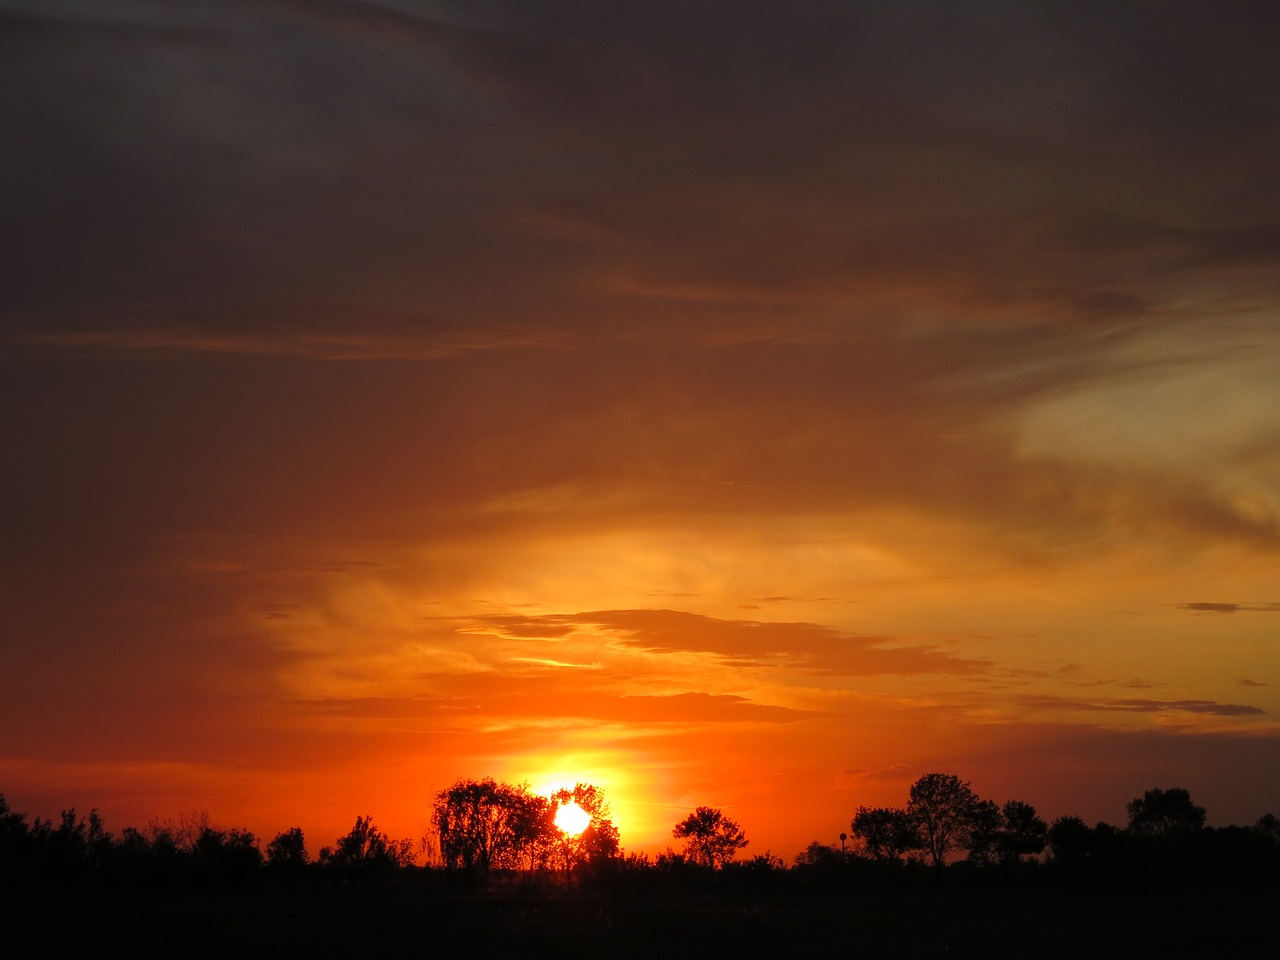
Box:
(4, 0), (1277, 345)
(1184, 602), (1245, 614)
(1181, 602), (1280, 614)
(1112, 700), (1265, 718)
(1021, 696), (1265, 718)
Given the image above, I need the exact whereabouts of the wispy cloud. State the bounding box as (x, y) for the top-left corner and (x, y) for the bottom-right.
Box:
(7, 325), (569, 361)
(466, 610), (992, 677)
(288, 691), (822, 725)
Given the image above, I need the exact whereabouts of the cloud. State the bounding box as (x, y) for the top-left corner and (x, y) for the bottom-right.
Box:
(3, 0), (1279, 860)
(1111, 700), (1266, 717)
(507, 658), (601, 670)
(1020, 696), (1265, 718)
(467, 610), (991, 677)
(0, 7), (217, 49)
(837, 763), (912, 785)
(6, 324), (570, 361)
(1180, 602), (1280, 615)
(288, 691), (822, 726)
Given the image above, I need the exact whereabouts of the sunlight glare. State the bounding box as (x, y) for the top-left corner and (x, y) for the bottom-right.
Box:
(555, 800), (591, 836)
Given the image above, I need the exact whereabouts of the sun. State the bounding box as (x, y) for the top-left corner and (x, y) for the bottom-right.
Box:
(555, 800), (591, 836)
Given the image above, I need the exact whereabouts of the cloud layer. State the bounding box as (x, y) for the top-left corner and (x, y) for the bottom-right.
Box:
(2, 0), (1278, 855)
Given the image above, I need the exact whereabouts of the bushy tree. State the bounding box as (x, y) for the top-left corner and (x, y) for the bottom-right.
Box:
(266, 827), (308, 877)
(850, 805), (919, 862)
(1255, 813), (1280, 845)
(999, 799), (1048, 863)
(505, 789), (553, 872)
(432, 778), (621, 880)
(964, 799), (1047, 866)
(192, 826), (262, 885)
(1126, 787), (1206, 840)
(321, 816), (412, 877)
(433, 778), (534, 878)
(27, 808), (113, 877)
(908, 773), (981, 867)
(0, 794), (31, 884)
(794, 841), (844, 869)
(672, 806), (748, 868)
(963, 799), (1004, 866)
(550, 783), (620, 875)
(788, 839), (849, 880)
(1047, 814), (1093, 866)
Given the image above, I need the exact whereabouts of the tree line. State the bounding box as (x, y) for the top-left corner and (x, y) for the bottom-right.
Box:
(5, 773), (1279, 891)
(796, 773), (1280, 885)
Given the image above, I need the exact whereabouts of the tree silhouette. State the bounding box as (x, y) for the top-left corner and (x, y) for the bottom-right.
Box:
(1126, 787), (1206, 840)
(850, 805), (919, 862)
(321, 816), (412, 877)
(907, 773), (981, 867)
(1256, 813), (1280, 845)
(507, 789), (554, 874)
(1047, 814), (1094, 867)
(794, 841), (844, 871)
(266, 826), (308, 877)
(672, 806), (748, 868)
(431, 778), (620, 880)
(550, 783), (620, 876)
(963, 799), (1004, 866)
(998, 799), (1048, 863)
(192, 826), (262, 886)
(432, 778), (527, 879)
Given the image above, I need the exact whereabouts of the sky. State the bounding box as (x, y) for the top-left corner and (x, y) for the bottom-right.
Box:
(2, 0), (1279, 862)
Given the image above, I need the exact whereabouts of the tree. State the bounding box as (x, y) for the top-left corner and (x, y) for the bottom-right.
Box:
(672, 806), (748, 868)
(550, 783), (620, 875)
(998, 799), (1048, 863)
(266, 827), (308, 874)
(963, 799), (1004, 866)
(1126, 787), (1206, 840)
(28, 807), (112, 877)
(1255, 813), (1280, 846)
(907, 773), (981, 867)
(432, 778), (527, 879)
(1046, 815), (1095, 872)
(0, 794), (30, 879)
(506, 789), (553, 873)
(850, 805), (919, 862)
(431, 778), (620, 880)
(794, 841), (843, 870)
(321, 816), (412, 877)
(193, 826), (262, 884)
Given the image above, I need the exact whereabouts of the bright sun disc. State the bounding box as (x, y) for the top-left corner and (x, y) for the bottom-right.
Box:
(555, 801), (591, 836)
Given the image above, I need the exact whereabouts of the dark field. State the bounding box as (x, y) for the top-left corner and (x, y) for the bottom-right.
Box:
(6, 881), (1275, 958)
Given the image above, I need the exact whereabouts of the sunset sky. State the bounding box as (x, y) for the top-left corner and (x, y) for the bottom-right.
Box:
(3, 1), (1279, 861)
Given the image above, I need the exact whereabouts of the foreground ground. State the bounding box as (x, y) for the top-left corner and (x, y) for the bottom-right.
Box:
(6, 879), (1275, 958)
